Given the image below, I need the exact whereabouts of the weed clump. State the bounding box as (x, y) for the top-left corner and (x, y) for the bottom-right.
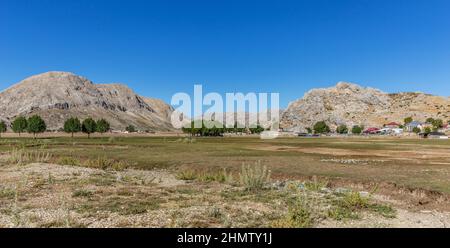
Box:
(239, 161), (271, 191)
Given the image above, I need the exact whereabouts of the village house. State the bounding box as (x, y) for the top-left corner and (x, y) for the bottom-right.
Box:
(405, 121), (422, 132)
(385, 122), (401, 129)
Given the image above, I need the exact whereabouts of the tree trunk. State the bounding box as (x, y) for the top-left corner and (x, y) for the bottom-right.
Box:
(71, 132), (74, 138)
(33, 133), (36, 139)
(88, 133), (90, 139)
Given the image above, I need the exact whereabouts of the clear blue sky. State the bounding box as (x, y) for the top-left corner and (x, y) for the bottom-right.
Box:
(1, 0), (450, 108)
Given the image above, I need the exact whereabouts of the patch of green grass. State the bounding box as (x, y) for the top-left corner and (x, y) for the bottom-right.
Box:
(369, 203), (397, 218)
(0, 187), (16, 199)
(72, 189), (94, 198)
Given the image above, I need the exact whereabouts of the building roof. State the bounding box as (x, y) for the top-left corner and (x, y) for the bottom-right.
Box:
(406, 121), (422, 127)
(386, 122), (400, 126)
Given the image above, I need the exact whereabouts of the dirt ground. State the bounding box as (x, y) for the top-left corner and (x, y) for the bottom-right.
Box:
(1, 163), (449, 228)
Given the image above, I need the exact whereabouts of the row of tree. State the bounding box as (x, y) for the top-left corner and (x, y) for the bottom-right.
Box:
(310, 121), (364, 135)
(63, 117), (111, 138)
(0, 115), (112, 139)
(0, 115), (47, 138)
(182, 121), (266, 137)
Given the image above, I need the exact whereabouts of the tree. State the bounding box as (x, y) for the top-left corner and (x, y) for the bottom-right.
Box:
(404, 117), (413, 125)
(426, 117), (435, 124)
(336, 124), (348, 134)
(412, 127), (421, 134)
(82, 118), (97, 138)
(64, 117), (81, 138)
(11, 116), (27, 136)
(352, 125), (362, 134)
(27, 115), (46, 139)
(306, 127), (312, 134)
(0, 121), (7, 138)
(249, 125), (265, 134)
(432, 118), (443, 130)
(125, 125), (136, 133)
(313, 121), (330, 134)
(424, 127), (431, 134)
(96, 119), (110, 134)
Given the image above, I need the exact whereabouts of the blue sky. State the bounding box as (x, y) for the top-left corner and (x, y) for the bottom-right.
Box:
(1, 0), (450, 108)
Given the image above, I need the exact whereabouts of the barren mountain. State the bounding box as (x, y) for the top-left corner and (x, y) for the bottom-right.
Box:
(0, 72), (174, 131)
(281, 82), (450, 132)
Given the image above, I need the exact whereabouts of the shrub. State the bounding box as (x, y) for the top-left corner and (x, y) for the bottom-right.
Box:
(239, 161), (271, 191)
(336, 124), (348, 134)
(175, 170), (197, 181)
(125, 125), (136, 133)
(57, 156), (81, 166)
(84, 157), (129, 171)
(351, 125), (362, 134)
(272, 193), (315, 228)
(412, 127), (421, 134)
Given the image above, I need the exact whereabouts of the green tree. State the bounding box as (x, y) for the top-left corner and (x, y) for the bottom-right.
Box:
(64, 117), (81, 138)
(352, 125), (363, 135)
(432, 118), (443, 130)
(404, 117), (413, 125)
(426, 117), (435, 124)
(0, 121), (7, 137)
(96, 119), (110, 134)
(27, 115), (46, 139)
(424, 127), (431, 134)
(11, 116), (27, 136)
(306, 127), (312, 134)
(336, 124), (348, 134)
(249, 125), (265, 134)
(125, 125), (136, 133)
(412, 127), (421, 134)
(313, 121), (330, 134)
(82, 118), (97, 138)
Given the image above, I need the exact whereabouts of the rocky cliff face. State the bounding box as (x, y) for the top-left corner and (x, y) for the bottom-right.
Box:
(281, 82), (450, 132)
(0, 72), (174, 131)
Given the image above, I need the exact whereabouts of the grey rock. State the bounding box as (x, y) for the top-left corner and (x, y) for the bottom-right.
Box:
(0, 72), (174, 131)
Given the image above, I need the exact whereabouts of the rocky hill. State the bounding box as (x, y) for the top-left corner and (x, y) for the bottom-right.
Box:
(281, 82), (450, 132)
(0, 72), (174, 131)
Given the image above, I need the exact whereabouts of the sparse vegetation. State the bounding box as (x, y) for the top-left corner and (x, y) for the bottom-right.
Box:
(239, 161), (271, 191)
(7, 148), (52, 165)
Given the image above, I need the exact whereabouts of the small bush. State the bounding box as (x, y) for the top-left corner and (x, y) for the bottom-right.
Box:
(239, 161), (271, 191)
(57, 156), (81, 166)
(84, 157), (129, 171)
(304, 177), (328, 191)
(176, 170), (197, 181)
(72, 189), (94, 198)
(272, 193), (315, 228)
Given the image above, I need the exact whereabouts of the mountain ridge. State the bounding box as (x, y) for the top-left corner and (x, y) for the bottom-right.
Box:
(0, 71), (174, 131)
(281, 82), (450, 132)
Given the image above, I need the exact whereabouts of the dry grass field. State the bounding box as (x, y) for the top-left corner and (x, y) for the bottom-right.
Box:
(0, 135), (449, 227)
